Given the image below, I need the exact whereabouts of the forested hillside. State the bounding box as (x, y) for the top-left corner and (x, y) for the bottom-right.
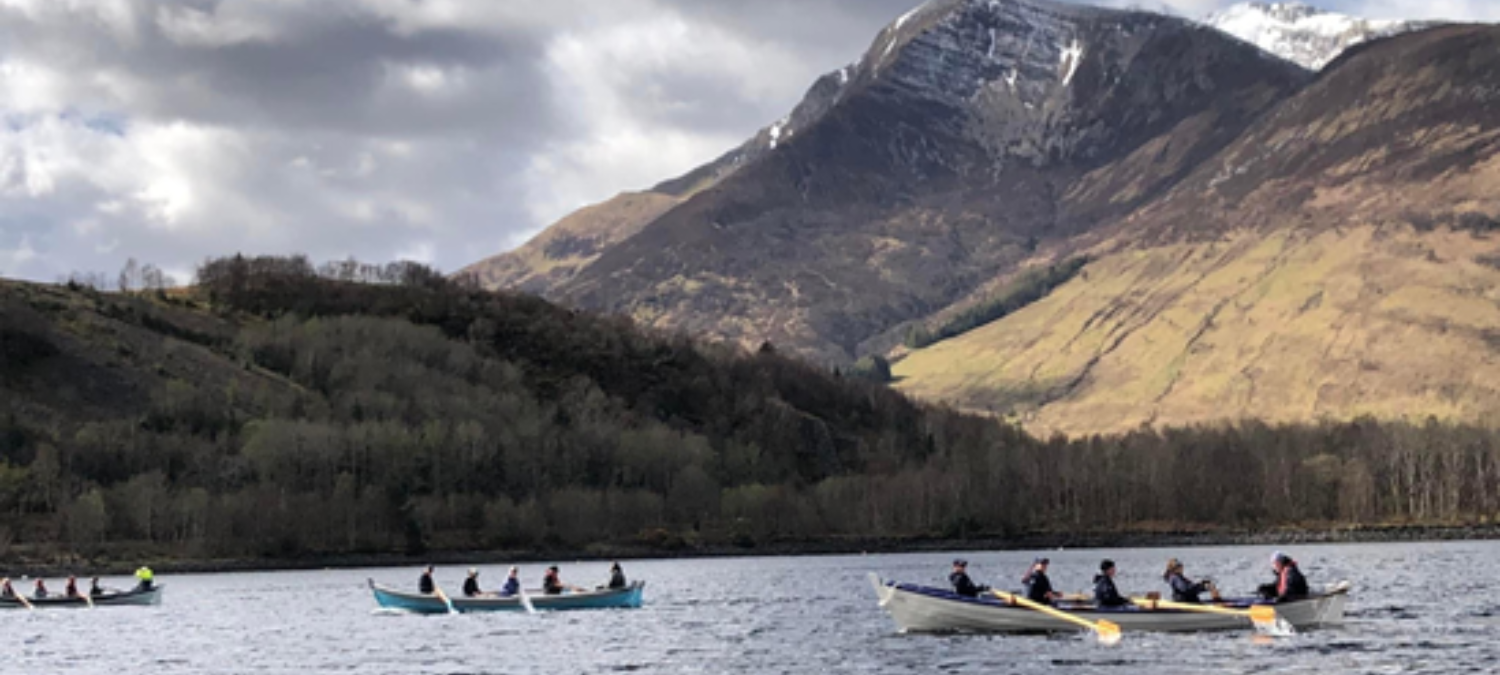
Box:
(1, 260), (1498, 566)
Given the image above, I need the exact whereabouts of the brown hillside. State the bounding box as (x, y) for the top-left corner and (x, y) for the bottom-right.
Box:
(458, 191), (680, 294)
(550, 0), (1309, 364)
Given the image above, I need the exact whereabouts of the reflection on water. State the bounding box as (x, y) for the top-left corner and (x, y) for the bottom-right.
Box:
(6, 540), (1497, 674)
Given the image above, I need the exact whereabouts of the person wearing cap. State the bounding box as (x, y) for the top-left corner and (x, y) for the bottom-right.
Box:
(89, 577), (103, 597)
(607, 562), (627, 590)
(1259, 551), (1309, 602)
(418, 565), (435, 594)
(500, 567), (521, 597)
(1162, 558), (1217, 603)
(462, 568), (483, 597)
(1093, 559), (1131, 608)
(1022, 558), (1063, 605)
(948, 559), (988, 598)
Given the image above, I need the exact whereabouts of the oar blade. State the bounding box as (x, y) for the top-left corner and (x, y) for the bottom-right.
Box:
(1096, 620), (1123, 646)
(1249, 605), (1296, 637)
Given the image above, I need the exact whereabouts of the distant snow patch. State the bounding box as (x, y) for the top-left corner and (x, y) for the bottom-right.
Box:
(768, 118), (788, 150)
(1059, 39), (1083, 86)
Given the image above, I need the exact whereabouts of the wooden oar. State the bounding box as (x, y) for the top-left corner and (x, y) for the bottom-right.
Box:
(992, 590), (1122, 645)
(82, 592), (94, 609)
(517, 585), (536, 614)
(432, 584), (457, 614)
(1131, 598), (1292, 635)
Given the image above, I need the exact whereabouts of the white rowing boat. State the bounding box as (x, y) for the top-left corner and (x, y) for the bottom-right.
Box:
(869, 573), (1350, 634)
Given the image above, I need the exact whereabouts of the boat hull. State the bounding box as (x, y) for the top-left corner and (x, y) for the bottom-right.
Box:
(869, 574), (1349, 634)
(0, 585), (163, 609)
(369, 579), (644, 614)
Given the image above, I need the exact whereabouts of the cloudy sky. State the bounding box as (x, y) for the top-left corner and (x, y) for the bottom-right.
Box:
(1, 0), (1497, 283)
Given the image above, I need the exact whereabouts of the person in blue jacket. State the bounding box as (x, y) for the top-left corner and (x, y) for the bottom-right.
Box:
(1163, 558), (1217, 603)
(1093, 559), (1132, 608)
(949, 559), (988, 597)
(500, 567), (521, 597)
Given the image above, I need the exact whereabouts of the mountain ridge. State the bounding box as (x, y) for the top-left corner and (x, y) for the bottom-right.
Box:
(459, 3), (1500, 434)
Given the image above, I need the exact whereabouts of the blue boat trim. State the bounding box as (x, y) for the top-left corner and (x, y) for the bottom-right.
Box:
(368, 579), (644, 614)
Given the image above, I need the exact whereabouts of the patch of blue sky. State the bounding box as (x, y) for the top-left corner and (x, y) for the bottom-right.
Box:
(58, 109), (128, 136)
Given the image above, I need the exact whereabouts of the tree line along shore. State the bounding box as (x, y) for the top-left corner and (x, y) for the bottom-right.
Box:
(2, 255), (1499, 570)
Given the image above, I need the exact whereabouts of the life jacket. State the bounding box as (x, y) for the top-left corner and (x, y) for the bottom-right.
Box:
(1278, 562), (1310, 599)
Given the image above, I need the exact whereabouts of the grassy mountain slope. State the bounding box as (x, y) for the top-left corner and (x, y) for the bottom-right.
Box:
(895, 226), (1500, 434)
(895, 25), (1500, 434)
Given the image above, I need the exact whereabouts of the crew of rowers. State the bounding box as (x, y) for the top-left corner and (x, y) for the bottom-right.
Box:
(948, 550), (1310, 607)
(419, 561), (629, 598)
(0, 575), (106, 600)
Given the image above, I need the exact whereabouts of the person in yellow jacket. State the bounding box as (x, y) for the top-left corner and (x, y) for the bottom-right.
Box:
(134, 566), (155, 591)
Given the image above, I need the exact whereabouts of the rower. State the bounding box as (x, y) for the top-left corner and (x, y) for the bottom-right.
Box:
(1093, 559), (1132, 608)
(1162, 558), (1217, 603)
(543, 566), (582, 595)
(462, 568), (482, 597)
(89, 577), (103, 597)
(33, 579), (48, 599)
(607, 562), (627, 590)
(948, 559), (988, 598)
(0, 578), (14, 597)
(500, 567), (521, 597)
(418, 566), (435, 594)
(1261, 551), (1309, 602)
(65, 576), (80, 598)
(543, 566), (564, 595)
(1022, 558), (1063, 605)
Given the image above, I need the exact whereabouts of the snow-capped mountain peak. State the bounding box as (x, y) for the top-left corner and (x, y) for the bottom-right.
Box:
(1204, 2), (1433, 70)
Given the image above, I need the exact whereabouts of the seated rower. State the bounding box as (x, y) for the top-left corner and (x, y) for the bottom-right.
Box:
(544, 566), (584, 595)
(1093, 559), (1132, 608)
(543, 566), (565, 595)
(33, 579), (48, 599)
(1259, 551), (1310, 603)
(462, 568), (483, 598)
(1163, 558), (1217, 603)
(65, 576), (80, 598)
(89, 577), (103, 597)
(500, 567), (521, 597)
(1023, 558), (1063, 605)
(0, 578), (14, 598)
(418, 565), (436, 595)
(948, 559), (988, 598)
(607, 562), (627, 590)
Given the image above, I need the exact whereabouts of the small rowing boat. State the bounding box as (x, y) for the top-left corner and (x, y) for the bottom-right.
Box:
(0, 585), (163, 609)
(368, 579), (645, 614)
(869, 574), (1349, 634)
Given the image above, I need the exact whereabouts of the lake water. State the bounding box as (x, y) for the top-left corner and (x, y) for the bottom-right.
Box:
(5, 540), (1496, 674)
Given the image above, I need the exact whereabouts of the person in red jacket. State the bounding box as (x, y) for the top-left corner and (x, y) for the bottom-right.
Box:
(1259, 551), (1310, 602)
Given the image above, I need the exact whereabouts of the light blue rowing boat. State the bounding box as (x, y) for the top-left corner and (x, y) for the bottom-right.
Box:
(368, 579), (644, 614)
